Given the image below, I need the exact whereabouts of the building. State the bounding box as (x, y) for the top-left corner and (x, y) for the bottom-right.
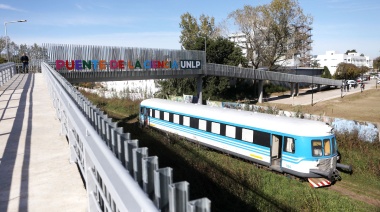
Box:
(228, 32), (250, 66)
(311, 51), (373, 76)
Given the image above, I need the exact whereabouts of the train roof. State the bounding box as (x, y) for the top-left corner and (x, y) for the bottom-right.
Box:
(141, 98), (333, 137)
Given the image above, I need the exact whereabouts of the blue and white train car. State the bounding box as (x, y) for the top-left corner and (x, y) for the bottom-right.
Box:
(139, 98), (349, 186)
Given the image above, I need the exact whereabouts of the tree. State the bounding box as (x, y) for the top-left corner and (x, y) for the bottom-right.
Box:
(333, 63), (363, 80)
(310, 60), (319, 68)
(345, 49), (357, 54)
(228, 0), (313, 70)
(373, 56), (380, 70)
(179, 13), (218, 51)
(156, 13), (248, 101)
(321, 66), (332, 79)
(0, 36), (6, 55)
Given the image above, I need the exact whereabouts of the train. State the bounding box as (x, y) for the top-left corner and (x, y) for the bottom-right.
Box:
(139, 98), (352, 187)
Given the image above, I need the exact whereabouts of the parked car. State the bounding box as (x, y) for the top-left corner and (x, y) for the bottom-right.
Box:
(378, 80), (380, 84)
(346, 80), (357, 88)
(356, 78), (362, 83)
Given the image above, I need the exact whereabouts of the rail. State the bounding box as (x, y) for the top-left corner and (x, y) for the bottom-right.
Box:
(41, 62), (210, 212)
(55, 62), (341, 87)
(206, 63), (342, 87)
(0, 62), (17, 86)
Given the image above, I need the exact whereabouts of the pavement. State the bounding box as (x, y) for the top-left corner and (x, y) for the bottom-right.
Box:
(265, 79), (378, 105)
(0, 73), (87, 211)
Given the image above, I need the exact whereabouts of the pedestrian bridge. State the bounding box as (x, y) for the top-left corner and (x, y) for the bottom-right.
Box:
(43, 43), (341, 103)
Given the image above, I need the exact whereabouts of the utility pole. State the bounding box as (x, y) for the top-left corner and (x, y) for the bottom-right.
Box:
(4, 19), (27, 61)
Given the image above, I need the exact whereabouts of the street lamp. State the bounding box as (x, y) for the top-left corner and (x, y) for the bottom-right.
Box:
(4, 19), (27, 61)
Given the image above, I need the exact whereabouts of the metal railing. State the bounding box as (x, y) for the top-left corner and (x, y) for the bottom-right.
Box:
(41, 62), (210, 212)
(0, 62), (16, 87)
(54, 62), (342, 87)
(206, 63), (342, 87)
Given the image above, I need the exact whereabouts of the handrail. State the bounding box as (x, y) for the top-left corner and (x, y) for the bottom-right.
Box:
(41, 62), (210, 212)
(0, 62), (17, 87)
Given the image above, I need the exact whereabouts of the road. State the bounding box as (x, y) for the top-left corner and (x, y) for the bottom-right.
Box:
(266, 79), (378, 105)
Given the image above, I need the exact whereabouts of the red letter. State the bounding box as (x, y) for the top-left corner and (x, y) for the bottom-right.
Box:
(118, 60), (125, 69)
(65, 60), (74, 70)
(110, 60), (118, 69)
(157, 61), (164, 68)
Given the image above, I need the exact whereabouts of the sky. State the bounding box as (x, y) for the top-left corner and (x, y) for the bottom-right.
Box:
(1, 0), (379, 59)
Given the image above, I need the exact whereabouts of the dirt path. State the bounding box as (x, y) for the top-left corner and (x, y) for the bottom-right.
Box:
(329, 181), (380, 208)
(264, 79), (380, 123)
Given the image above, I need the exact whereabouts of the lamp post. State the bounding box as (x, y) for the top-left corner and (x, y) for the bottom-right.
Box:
(4, 19), (27, 61)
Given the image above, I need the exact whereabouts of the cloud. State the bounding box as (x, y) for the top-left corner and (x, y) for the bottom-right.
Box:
(75, 4), (83, 10)
(34, 14), (136, 27)
(0, 4), (23, 12)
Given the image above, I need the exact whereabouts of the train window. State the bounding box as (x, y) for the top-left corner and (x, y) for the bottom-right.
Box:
(253, 131), (270, 147)
(183, 116), (190, 126)
(173, 114), (180, 124)
(154, 110), (160, 119)
(190, 117), (199, 129)
(226, 125), (236, 138)
(179, 115), (183, 125)
(160, 111), (164, 120)
(140, 107), (144, 114)
(164, 112), (169, 121)
(324, 139), (331, 156)
(211, 122), (220, 134)
(312, 140), (323, 157)
(284, 137), (295, 153)
(199, 119), (207, 131)
(242, 128), (253, 142)
(169, 113), (173, 122)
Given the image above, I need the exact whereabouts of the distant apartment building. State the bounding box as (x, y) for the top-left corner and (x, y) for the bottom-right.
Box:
(311, 51), (373, 76)
(228, 32), (249, 65)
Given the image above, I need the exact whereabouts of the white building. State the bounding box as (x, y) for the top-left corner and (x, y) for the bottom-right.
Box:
(228, 33), (248, 57)
(311, 51), (373, 76)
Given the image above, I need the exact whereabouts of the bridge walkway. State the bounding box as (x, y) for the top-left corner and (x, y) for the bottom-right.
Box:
(0, 73), (87, 211)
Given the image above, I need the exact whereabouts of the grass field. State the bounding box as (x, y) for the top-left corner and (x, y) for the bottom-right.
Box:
(81, 88), (380, 211)
(262, 88), (380, 123)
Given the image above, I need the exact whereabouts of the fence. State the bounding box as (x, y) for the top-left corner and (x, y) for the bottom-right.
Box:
(0, 62), (16, 86)
(206, 63), (342, 86)
(41, 62), (210, 212)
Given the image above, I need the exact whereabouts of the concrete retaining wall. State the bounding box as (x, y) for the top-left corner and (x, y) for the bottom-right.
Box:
(205, 100), (379, 143)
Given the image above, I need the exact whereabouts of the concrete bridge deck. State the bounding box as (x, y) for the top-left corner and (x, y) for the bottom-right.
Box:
(0, 73), (87, 211)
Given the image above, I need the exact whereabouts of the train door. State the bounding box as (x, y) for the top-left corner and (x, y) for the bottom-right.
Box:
(270, 134), (283, 172)
(143, 107), (149, 127)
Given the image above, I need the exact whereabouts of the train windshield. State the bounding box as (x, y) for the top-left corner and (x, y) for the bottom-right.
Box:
(331, 137), (337, 154)
(312, 138), (336, 157)
(323, 139), (331, 156)
(312, 140), (323, 156)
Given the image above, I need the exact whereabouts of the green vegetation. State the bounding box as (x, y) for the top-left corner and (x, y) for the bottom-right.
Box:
(333, 63), (369, 80)
(80, 90), (380, 211)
